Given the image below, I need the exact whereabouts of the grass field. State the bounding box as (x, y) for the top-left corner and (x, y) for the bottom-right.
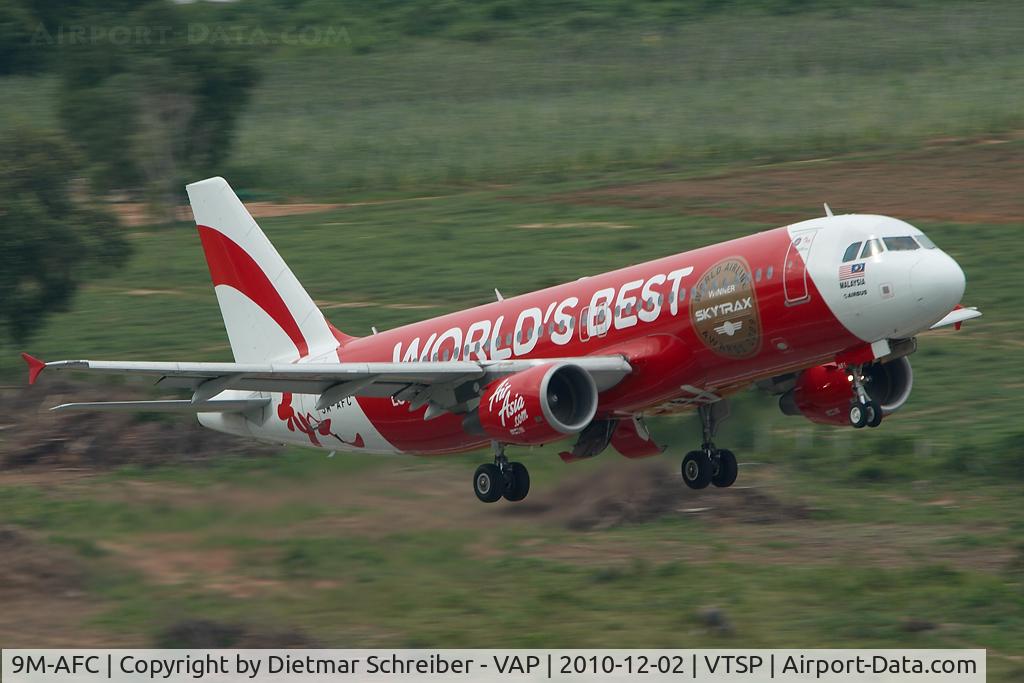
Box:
(226, 1), (1024, 196)
(1, 139), (1022, 676)
(1, 0), (1023, 677)
(3, 3), (1024, 197)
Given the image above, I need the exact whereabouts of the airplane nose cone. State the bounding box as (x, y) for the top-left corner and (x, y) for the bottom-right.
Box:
(910, 252), (965, 321)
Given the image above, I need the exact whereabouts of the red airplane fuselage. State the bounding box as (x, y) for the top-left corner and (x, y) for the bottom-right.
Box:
(334, 226), (855, 454)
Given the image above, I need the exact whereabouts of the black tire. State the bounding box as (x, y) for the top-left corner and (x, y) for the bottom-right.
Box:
(503, 462), (530, 502)
(849, 402), (867, 429)
(866, 400), (883, 428)
(681, 450), (712, 489)
(473, 463), (505, 503)
(712, 449), (738, 488)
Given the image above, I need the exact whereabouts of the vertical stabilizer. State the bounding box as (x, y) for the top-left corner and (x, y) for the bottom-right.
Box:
(186, 177), (343, 362)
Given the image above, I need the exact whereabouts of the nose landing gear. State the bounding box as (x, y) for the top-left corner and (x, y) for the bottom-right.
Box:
(681, 401), (739, 490)
(848, 365), (883, 429)
(473, 442), (531, 503)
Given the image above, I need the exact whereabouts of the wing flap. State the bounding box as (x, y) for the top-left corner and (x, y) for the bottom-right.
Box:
(51, 399), (270, 413)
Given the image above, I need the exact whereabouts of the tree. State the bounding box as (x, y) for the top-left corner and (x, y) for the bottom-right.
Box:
(0, 129), (131, 344)
(55, 0), (259, 220)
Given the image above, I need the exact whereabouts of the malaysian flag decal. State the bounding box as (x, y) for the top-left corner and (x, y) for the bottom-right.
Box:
(839, 262), (865, 280)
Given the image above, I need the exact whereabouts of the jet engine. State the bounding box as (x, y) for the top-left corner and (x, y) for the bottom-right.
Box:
(465, 363), (598, 445)
(779, 357), (913, 426)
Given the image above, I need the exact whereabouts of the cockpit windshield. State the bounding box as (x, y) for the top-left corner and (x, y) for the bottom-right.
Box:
(883, 236), (920, 251)
(860, 239), (883, 259)
(842, 242), (862, 263)
(915, 233), (937, 249)
(842, 234), (932, 261)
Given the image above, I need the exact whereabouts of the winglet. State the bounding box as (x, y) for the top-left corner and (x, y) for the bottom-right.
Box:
(21, 353), (46, 385)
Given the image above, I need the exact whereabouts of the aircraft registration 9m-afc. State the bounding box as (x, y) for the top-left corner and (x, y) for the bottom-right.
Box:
(23, 178), (981, 503)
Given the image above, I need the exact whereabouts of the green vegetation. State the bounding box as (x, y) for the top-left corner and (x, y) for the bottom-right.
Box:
(3, 1), (1023, 199)
(1, 455), (1022, 678)
(229, 2), (1024, 196)
(0, 1), (1022, 677)
(0, 128), (130, 344)
(52, 2), (259, 211)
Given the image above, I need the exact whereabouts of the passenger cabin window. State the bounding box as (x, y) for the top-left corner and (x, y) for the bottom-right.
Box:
(860, 239), (883, 259)
(842, 242), (862, 262)
(883, 236), (920, 251)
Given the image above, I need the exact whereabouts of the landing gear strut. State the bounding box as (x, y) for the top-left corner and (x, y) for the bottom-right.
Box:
(848, 365), (883, 429)
(473, 442), (530, 503)
(681, 401), (739, 490)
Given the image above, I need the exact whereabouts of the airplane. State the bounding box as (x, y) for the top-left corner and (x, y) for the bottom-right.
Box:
(22, 178), (980, 503)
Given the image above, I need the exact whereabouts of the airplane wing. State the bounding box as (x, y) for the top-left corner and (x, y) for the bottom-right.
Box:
(22, 353), (632, 415)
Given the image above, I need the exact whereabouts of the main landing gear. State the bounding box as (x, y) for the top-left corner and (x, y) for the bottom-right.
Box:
(473, 442), (531, 503)
(848, 365), (883, 429)
(681, 401), (739, 490)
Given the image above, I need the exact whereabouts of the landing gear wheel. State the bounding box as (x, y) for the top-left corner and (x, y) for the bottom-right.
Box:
(865, 400), (883, 428)
(682, 450), (712, 490)
(849, 402), (868, 429)
(711, 449), (738, 488)
(473, 463), (505, 503)
(503, 462), (531, 502)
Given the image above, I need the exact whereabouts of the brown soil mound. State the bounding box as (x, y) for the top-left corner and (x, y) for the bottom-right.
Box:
(511, 460), (810, 531)
(0, 379), (274, 470)
(562, 140), (1024, 225)
(0, 527), (83, 596)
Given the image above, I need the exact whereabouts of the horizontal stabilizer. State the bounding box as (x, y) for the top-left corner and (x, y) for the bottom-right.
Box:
(50, 399), (270, 413)
(929, 306), (982, 331)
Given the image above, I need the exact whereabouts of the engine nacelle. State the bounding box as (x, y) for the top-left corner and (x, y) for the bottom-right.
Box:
(469, 363), (598, 445)
(780, 357), (913, 426)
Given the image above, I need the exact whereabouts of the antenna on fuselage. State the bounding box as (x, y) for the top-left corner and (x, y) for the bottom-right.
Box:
(823, 203), (834, 217)
(494, 288), (504, 302)
(371, 326), (378, 335)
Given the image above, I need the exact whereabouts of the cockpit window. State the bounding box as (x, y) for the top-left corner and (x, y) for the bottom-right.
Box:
(860, 238), (883, 259)
(842, 242), (862, 262)
(915, 233), (937, 249)
(883, 236), (920, 251)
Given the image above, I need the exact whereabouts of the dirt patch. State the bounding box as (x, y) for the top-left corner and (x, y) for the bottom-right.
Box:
(509, 459), (811, 531)
(110, 194), (449, 227)
(155, 618), (318, 648)
(561, 140), (1024, 224)
(0, 379), (275, 470)
(123, 288), (189, 297)
(317, 300), (435, 311)
(0, 526), (84, 596)
(0, 527), (113, 646)
(110, 202), (345, 227)
(100, 537), (288, 599)
(517, 221), (634, 230)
